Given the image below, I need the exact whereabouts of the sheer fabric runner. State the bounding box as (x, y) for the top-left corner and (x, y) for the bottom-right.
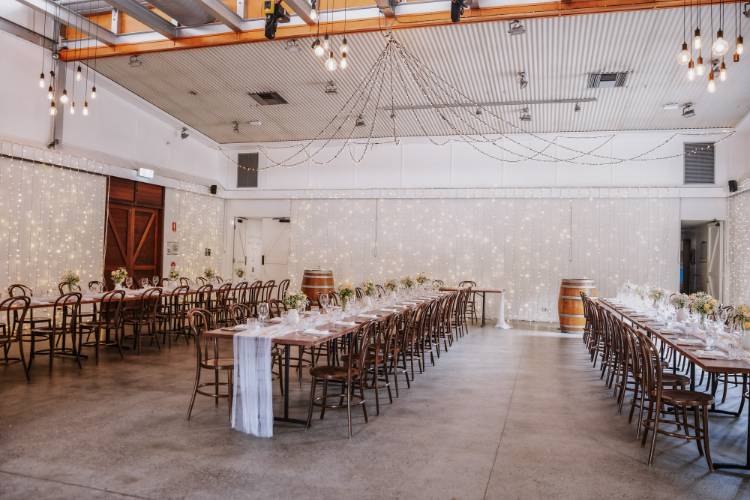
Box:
(231, 330), (274, 437)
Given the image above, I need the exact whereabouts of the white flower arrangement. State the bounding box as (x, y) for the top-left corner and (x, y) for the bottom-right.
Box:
(111, 267), (128, 284)
(61, 270), (80, 288)
(400, 276), (414, 289)
(362, 280), (376, 297)
(204, 267), (215, 279)
(648, 287), (665, 303)
(168, 269), (180, 280)
(689, 292), (718, 317)
(384, 279), (398, 292)
(283, 291), (308, 310)
(670, 293), (689, 309)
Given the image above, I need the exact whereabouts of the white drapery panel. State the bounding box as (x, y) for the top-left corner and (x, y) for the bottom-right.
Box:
(164, 188), (225, 280)
(726, 191), (750, 306)
(0, 156), (106, 294)
(289, 197), (680, 322)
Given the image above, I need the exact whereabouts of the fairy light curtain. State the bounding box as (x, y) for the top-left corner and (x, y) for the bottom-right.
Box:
(164, 188), (225, 280)
(289, 196), (679, 322)
(726, 189), (750, 305)
(0, 155), (106, 295)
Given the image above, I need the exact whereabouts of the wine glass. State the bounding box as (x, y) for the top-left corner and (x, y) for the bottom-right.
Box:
(319, 293), (330, 313)
(152, 275), (160, 287)
(139, 277), (149, 289)
(258, 302), (270, 325)
(125, 277), (133, 289)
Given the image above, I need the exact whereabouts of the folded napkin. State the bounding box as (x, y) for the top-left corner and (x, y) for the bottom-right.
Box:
(303, 328), (330, 336)
(268, 317), (283, 323)
(334, 321), (357, 327)
(29, 299), (51, 305)
(675, 338), (704, 345)
(693, 349), (729, 359)
(357, 313), (378, 319)
(221, 325), (247, 332)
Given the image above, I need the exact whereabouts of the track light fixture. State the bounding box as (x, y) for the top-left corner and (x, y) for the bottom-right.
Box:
(508, 20), (527, 36)
(263, 0), (289, 40)
(450, 0), (467, 23)
(517, 71), (528, 89)
(180, 127), (190, 140)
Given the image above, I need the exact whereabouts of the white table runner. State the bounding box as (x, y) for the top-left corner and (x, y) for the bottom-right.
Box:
(231, 329), (274, 437)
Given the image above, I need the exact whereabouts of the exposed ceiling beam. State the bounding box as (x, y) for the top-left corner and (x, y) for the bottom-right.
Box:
(283, 0), (316, 25)
(15, 0), (117, 46)
(376, 0), (399, 17)
(196, 0), (244, 32)
(104, 0), (177, 39)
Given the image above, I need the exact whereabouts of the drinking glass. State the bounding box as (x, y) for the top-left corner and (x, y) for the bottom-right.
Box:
(704, 329), (716, 351)
(125, 277), (133, 289)
(319, 293), (330, 312)
(258, 302), (270, 325)
(152, 275), (160, 286)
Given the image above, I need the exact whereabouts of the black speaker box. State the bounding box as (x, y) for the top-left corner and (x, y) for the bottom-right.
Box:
(210, 185), (218, 195)
(729, 180), (738, 193)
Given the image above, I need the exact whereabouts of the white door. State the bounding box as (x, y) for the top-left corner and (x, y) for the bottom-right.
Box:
(706, 222), (723, 301)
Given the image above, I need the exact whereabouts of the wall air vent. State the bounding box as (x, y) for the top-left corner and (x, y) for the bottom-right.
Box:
(587, 72), (629, 88)
(684, 143), (715, 184)
(248, 91), (287, 106)
(237, 153), (259, 188)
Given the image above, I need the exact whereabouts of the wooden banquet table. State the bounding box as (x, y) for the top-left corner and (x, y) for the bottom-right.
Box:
(440, 287), (510, 329)
(205, 294), (445, 425)
(600, 298), (750, 471)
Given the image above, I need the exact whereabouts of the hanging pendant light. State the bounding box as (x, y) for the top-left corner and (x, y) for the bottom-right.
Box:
(83, 100), (89, 116)
(719, 60), (727, 81)
(712, 29), (729, 56)
(49, 100), (57, 116)
(677, 42), (691, 64)
(694, 28), (702, 49)
(322, 34), (330, 50)
(341, 37), (349, 55)
(707, 70), (716, 93)
(325, 50), (337, 72)
(737, 36), (745, 55)
(687, 58), (696, 80)
(312, 39), (325, 57)
(39, 72), (45, 88)
(60, 89), (69, 103)
(91, 86), (97, 99)
(47, 85), (54, 100)
(70, 101), (76, 115)
(695, 54), (705, 75)
(76, 65), (83, 81)
(339, 52), (349, 69)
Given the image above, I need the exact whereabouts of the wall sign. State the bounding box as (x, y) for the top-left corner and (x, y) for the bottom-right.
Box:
(166, 241), (179, 255)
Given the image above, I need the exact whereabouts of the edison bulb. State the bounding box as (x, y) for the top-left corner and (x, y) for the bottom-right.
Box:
(677, 42), (690, 65)
(693, 28), (702, 50)
(341, 37), (349, 55)
(695, 56), (705, 76)
(719, 61), (727, 81)
(339, 52), (348, 70)
(310, 8), (318, 21)
(312, 39), (324, 57)
(70, 101), (76, 115)
(712, 30), (729, 56)
(322, 34), (330, 50)
(325, 51), (337, 72)
(39, 73), (45, 88)
(60, 89), (69, 103)
(83, 101), (89, 116)
(49, 101), (57, 116)
(91, 86), (97, 99)
(707, 73), (716, 93)
(76, 65), (82, 81)
(738, 36), (745, 55)
(687, 59), (696, 81)
(47, 85), (54, 100)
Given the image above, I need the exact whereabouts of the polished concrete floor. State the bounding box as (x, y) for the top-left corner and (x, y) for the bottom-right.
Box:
(2, 325), (750, 499)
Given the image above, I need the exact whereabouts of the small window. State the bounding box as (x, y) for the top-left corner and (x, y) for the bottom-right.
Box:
(684, 142), (715, 184)
(237, 153), (258, 188)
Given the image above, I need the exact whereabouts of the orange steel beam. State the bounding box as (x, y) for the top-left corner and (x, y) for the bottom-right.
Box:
(59, 0), (742, 61)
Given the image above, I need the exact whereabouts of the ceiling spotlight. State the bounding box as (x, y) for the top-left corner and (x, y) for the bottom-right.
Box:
(517, 71), (528, 89)
(450, 0), (467, 23)
(681, 103), (695, 118)
(508, 20), (526, 36)
(519, 107), (531, 121)
(355, 114), (365, 127)
(285, 40), (302, 52)
(574, 103), (581, 112)
(325, 80), (338, 94)
(180, 127), (190, 139)
(312, 39), (325, 57)
(712, 30), (730, 56)
(128, 55), (142, 67)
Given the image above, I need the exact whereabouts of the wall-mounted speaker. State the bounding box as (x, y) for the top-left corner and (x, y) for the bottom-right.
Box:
(729, 180), (738, 192)
(209, 184), (217, 195)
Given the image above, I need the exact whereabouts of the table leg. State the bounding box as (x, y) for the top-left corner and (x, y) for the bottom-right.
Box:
(690, 362), (695, 391)
(481, 292), (486, 328)
(713, 375), (750, 471)
(273, 344), (306, 425)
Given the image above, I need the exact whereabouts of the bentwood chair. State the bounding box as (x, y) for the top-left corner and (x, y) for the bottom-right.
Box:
(88, 281), (104, 293)
(262, 280), (276, 303)
(80, 290), (126, 363)
(123, 288), (163, 354)
(8, 283), (50, 331)
(179, 277), (193, 287)
(165, 285), (192, 346)
(276, 279), (290, 301)
(186, 308), (233, 420)
(29, 292), (83, 373)
(307, 321), (374, 438)
(376, 284), (387, 298)
(0, 296), (31, 380)
(636, 328), (714, 470)
(458, 280), (478, 324)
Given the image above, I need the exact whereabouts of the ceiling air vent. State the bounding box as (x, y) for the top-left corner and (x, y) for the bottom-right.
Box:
(249, 91), (287, 106)
(587, 72), (629, 88)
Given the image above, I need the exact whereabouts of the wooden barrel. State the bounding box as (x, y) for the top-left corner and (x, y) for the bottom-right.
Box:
(301, 269), (334, 305)
(558, 278), (597, 333)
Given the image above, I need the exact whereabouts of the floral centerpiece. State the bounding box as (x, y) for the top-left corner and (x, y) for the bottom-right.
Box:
(648, 287), (665, 307)
(734, 305), (750, 332)
(61, 270), (80, 290)
(415, 273), (429, 286)
(362, 280), (376, 297)
(338, 282), (355, 310)
(689, 292), (718, 328)
(235, 267), (245, 279)
(384, 279), (398, 293)
(670, 293), (689, 309)
(168, 269), (180, 280)
(204, 267), (216, 280)
(283, 291), (308, 324)
(111, 267), (128, 289)
(400, 276), (414, 289)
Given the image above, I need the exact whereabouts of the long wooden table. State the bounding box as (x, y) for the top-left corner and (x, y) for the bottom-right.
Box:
(440, 287), (509, 328)
(600, 298), (750, 471)
(205, 294), (446, 425)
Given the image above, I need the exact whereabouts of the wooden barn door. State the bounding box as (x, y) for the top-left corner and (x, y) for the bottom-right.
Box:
(105, 178), (164, 288)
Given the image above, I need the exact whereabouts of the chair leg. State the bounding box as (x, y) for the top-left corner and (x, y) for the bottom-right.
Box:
(305, 377), (317, 429)
(358, 379), (368, 423)
(346, 380), (353, 439)
(320, 380), (329, 420)
(186, 366), (201, 420)
(701, 405), (714, 471)
(692, 406), (704, 456)
(227, 369), (233, 418)
(214, 368), (219, 408)
(647, 403), (661, 466)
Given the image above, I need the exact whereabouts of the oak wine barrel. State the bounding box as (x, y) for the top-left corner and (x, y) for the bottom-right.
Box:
(301, 269), (334, 306)
(558, 278), (597, 333)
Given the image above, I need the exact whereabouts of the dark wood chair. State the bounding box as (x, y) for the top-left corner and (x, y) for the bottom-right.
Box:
(306, 321), (374, 438)
(0, 296), (31, 380)
(7, 283), (50, 331)
(123, 288), (163, 354)
(276, 279), (290, 301)
(186, 308), (233, 420)
(29, 292), (83, 373)
(458, 280), (478, 324)
(80, 290), (126, 363)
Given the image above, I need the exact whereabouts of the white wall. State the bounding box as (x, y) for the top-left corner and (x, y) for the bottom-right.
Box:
(716, 112), (750, 185)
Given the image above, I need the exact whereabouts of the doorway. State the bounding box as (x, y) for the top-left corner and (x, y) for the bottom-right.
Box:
(680, 220), (723, 299)
(231, 217), (290, 283)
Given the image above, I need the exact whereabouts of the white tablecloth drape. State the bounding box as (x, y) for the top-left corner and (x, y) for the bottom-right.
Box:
(231, 331), (274, 438)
